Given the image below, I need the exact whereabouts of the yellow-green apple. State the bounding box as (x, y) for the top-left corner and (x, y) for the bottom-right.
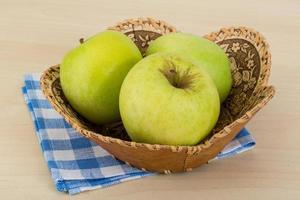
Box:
(146, 32), (232, 102)
(119, 52), (220, 146)
(60, 30), (142, 125)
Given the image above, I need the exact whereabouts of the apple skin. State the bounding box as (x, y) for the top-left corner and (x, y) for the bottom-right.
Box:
(60, 30), (142, 125)
(146, 32), (232, 102)
(119, 52), (220, 146)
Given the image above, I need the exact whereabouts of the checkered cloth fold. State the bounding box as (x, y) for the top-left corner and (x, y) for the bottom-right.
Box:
(22, 73), (255, 195)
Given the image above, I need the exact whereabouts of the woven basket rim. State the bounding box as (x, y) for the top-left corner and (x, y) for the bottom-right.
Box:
(108, 17), (177, 34)
(40, 19), (275, 155)
(203, 25), (272, 86)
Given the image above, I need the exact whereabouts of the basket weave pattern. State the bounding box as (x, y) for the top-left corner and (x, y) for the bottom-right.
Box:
(40, 18), (275, 173)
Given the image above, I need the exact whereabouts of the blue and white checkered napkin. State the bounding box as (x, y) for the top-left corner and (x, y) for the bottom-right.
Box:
(22, 73), (255, 195)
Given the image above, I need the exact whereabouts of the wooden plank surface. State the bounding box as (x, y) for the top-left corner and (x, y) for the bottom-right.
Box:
(0, 0), (299, 199)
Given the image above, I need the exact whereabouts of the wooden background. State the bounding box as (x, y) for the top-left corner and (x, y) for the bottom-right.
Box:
(0, 0), (299, 199)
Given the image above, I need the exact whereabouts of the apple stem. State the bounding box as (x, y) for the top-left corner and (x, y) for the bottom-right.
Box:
(79, 38), (84, 44)
(160, 60), (198, 90)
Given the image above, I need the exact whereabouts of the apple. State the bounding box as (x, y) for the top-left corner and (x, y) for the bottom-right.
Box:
(119, 52), (220, 146)
(146, 32), (232, 102)
(60, 30), (142, 125)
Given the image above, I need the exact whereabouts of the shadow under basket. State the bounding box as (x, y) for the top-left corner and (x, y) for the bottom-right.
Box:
(40, 17), (275, 173)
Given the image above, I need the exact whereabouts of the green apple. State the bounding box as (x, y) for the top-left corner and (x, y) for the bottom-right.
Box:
(119, 52), (220, 146)
(60, 30), (142, 125)
(146, 32), (232, 102)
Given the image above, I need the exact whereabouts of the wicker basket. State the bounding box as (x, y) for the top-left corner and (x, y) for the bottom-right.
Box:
(40, 17), (275, 173)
